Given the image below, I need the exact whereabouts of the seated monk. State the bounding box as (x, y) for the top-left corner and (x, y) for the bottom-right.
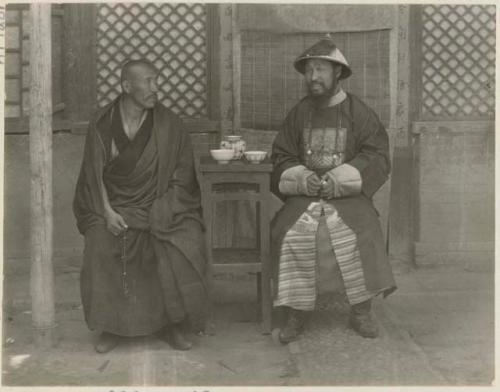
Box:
(73, 59), (207, 353)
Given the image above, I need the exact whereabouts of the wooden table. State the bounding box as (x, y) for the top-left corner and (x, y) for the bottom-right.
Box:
(199, 156), (273, 334)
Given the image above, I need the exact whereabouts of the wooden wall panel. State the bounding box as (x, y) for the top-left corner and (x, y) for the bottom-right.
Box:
(412, 121), (494, 268)
(63, 4), (97, 127)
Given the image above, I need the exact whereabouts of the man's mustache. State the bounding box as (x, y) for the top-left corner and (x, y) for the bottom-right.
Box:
(309, 82), (328, 90)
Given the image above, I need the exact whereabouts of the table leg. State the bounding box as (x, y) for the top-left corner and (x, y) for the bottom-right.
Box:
(256, 272), (262, 305)
(259, 197), (272, 334)
(202, 180), (215, 334)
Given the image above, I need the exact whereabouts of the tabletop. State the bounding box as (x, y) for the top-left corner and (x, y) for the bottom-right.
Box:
(199, 155), (273, 173)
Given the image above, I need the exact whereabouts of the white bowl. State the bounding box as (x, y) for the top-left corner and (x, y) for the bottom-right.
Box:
(244, 150), (267, 164)
(210, 149), (234, 164)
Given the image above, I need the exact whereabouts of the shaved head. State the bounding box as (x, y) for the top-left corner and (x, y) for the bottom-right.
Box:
(119, 59), (159, 109)
(120, 59), (157, 85)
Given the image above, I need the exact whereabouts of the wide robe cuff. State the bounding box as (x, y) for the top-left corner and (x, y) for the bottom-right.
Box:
(325, 163), (362, 198)
(279, 165), (315, 196)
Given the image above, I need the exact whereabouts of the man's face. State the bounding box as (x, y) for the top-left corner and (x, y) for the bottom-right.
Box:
(304, 59), (339, 99)
(123, 64), (159, 109)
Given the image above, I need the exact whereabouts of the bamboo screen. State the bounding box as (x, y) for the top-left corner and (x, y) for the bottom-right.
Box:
(421, 5), (495, 118)
(96, 3), (208, 118)
(240, 31), (391, 130)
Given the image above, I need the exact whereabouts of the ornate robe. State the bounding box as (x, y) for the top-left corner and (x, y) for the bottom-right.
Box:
(271, 91), (396, 310)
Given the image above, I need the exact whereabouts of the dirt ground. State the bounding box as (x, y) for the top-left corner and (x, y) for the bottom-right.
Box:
(2, 276), (294, 387)
(1, 262), (495, 388)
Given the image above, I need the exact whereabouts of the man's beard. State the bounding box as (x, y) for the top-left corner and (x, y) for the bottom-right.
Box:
(308, 82), (339, 108)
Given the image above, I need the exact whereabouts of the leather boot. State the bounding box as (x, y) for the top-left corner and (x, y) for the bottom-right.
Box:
(167, 323), (193, 351)
(279, 307), (306, 344)
(349, 299), (379, 338)
(95, 332), (120, 354)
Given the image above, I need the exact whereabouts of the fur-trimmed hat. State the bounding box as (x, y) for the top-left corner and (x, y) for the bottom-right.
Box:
(294, 35), (352, 80)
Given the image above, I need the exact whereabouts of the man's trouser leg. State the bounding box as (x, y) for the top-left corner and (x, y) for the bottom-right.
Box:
(350, 299), (378, 338)
(323, 205), (379, 338)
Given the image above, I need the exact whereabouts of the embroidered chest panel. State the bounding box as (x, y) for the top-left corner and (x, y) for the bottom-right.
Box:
(303, 127), (347, 171)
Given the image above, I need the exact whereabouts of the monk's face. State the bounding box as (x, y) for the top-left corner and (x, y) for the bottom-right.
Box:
(304, 59), (340, 99)
(123, 64), (159, 109)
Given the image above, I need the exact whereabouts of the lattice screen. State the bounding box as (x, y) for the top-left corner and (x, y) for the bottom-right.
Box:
(96, 3), (208, 118)
(421, 5), (495, 118)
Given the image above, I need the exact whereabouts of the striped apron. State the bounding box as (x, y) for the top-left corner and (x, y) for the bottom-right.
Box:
(274, 200), (376, 311)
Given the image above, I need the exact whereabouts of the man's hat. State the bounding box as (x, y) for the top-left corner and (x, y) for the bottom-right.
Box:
(293, 35), (352, 80)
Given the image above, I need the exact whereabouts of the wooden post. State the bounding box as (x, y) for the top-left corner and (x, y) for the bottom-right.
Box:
(29, 3), (57, 348)
(218, 4), (235, 135)
(231, 4), (241, 133)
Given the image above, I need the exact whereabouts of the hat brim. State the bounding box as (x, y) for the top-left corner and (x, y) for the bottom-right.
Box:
(294, 56), (352, 80)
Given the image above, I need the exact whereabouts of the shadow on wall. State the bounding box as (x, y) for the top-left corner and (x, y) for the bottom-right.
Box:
(4, 133), (86, 260)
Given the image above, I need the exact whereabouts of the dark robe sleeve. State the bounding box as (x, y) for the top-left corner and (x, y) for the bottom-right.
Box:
(73, 117), (108, 234)
(149, 120), (204, 239)
(271, 106), (305, 199)
(165, 128), (202, 217)
(347, 107), (391, 199)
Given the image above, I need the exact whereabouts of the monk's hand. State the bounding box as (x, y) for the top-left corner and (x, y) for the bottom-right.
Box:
(105, 209), (128, 236)
(319, 176), (336, 199)
(306, 172), (322, 196)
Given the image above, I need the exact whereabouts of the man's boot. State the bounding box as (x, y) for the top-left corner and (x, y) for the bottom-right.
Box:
(95, 332), (120, 354)
(349, 299), (379, 338)
(279, 307), (306, 344)
(167, 323), (193, 351)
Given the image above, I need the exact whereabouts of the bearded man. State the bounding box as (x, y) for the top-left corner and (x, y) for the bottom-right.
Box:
(74, 59), (207, 353)
(271, 36), (396, 343)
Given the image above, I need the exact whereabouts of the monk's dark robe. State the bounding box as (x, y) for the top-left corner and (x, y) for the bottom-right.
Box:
(271, 92), (396, 305)
(73, 98), (207, 336)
